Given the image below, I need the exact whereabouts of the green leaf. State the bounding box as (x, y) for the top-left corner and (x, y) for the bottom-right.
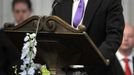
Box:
(40, 65), (51, 75)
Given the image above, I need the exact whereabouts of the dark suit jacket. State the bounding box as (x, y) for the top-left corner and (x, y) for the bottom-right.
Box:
(52, 0), (124, 75)
(0, 30), (19, 75)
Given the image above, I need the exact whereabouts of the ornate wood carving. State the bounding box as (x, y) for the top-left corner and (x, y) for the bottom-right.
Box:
(4, 16), (86, 33)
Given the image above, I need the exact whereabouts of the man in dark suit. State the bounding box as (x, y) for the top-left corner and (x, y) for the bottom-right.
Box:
(0, 30), (19, 75)
(115, 24), (134, 75)
(52, 0), (124, 75)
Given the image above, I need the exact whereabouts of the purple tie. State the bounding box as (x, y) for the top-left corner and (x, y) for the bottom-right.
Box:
(73, 0), (85, 28)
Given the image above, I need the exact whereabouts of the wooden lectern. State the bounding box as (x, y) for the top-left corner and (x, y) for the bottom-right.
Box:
(4, 16), (110, 75)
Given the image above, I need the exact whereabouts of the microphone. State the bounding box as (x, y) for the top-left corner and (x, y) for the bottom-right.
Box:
(50, 0), (63, 15)
(52, 0), (63, 9)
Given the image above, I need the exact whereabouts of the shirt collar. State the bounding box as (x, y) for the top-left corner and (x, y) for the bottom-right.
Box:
(116, 50), (133, 62)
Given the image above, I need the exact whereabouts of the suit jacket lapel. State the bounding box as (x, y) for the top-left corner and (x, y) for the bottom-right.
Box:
(115, 57), (125, 75)
(83, 0), (102, 29)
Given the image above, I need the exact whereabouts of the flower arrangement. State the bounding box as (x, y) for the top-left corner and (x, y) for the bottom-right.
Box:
(14, 33), (50, 75)
(19, 33), (39, 75)
(12, 17), (51, 75)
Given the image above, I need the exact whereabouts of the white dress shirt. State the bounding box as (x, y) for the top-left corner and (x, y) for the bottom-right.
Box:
(116, 51), (133, 74)
(71, 0), (88, 28)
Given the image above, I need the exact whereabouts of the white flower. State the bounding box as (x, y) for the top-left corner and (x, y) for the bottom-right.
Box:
(21, 49), (29, 59)
(23, 42), (30, 49)
(24, 36), (29, 42)
(20, 33), (40, 75)
(34, 64), (42, 69)
(23, 58), (31, 64)
(20, 65), (26, 70)
(30, 33), (36, 39)
(33, 47), (37, 54)
(19, 70), (26, 75)
(28, 67), (35, 75)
